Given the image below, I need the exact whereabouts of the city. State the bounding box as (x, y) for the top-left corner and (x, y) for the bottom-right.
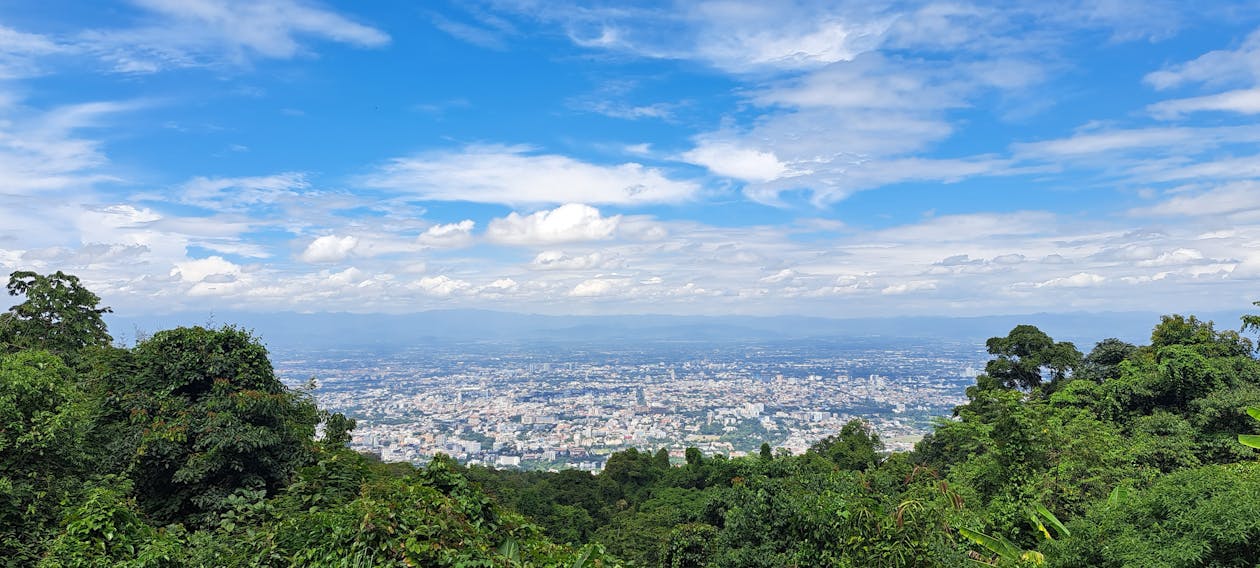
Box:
(273, 339), (988, 471)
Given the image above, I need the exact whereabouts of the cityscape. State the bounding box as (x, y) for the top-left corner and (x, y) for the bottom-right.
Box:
(274, 339), (988, 471)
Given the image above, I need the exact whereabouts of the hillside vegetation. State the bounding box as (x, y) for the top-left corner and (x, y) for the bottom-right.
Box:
(2, 270), (1258, 567)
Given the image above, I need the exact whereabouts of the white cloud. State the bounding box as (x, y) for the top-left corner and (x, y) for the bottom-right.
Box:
(1137, 248), (1205, 267)
(751, 53), (968, 110)
(0, 26), (68, 78)
(325, 266), (365, 286)
(759, 269), (798, 284)
(487, 204), (621, 246)
(179, 172), (311, 211)
(1035, 272), (1105, 288)
(1013, 126), (1213, 158)
(675, 51), (1022, 204)
(1129, 182), (1260, 218)
(417, 220), (475, 248)
(414, 274), (471, 296)
(881, 280), (937, 295)
(0, 99), (137, 194)
(1145, 28), (1260, 90)
(171, 255), (240, 282)
(530, 250), (607, 270)
(79, 0), (390, 72)
(872, 211), (1056, 243)
(362, 145), (699, 206)
(478, 278), (519, 295)
(683, 5), (887, 72)
(682, 142), (791, 183)
(570, 278), (616, 297)
(299, 235), (358, 263)
(1149, 88), (1260, 118)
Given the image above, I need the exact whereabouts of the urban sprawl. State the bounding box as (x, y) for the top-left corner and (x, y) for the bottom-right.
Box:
(276, 341), (986, 472)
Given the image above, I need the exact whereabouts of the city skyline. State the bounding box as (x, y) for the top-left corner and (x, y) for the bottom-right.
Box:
(3, 1), (1260, 318)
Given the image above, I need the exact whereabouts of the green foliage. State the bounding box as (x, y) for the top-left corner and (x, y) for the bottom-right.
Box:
(0, 350), (89, 564)
(38, 476), (163, 568)
(321, 411), (356, 448)
(9, 271), (1260, 568)
(662, 523), (717, 567)
(0, 270), (112, 356)
(122, 326), (320, 525)
(809, 418), (883, 471)
(1076, 338), (1136, 383)
(1046, 462), (1260, 567)
(1240, 406), (1260, 449)
(983, 325), (1081, 391)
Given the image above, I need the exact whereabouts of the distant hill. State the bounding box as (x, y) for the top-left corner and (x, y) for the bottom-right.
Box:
(106, 308), (1246, 350)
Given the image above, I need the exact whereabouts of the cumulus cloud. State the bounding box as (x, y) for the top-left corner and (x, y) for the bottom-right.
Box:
(414, 274), (471, 296)
(417, 220), (475, 248)
(362, 145), (699, 206)
(682, 142), (792, 183)
(170, 256), (246, 296)
(1137, 248), (1206, 267)
(299, 235), (359, 263)
(570, 278), (616, 297)
(487, 204), (621, 246)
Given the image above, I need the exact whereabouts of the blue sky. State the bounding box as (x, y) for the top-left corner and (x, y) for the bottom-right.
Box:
(3, 0), (1260, 318)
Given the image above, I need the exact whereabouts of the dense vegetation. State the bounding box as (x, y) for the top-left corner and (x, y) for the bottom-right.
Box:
(2, 270), (1258, 566)
(0, 271), (611, 567)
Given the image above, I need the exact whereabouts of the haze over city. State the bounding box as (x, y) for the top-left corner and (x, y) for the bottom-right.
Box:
(2, 1), (1259, 319)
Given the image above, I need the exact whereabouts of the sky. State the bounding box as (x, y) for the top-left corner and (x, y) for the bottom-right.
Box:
(3, 1), (1260, 318)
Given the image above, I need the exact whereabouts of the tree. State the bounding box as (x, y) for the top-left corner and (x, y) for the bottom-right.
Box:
(685, 447), (703, 467)
(662, 523), (717, 568)
(809, 419), (883, 471)
(760, 442), (773, 460)
(654, 447), (671, 469)
(0, 351), (89, 563)
(320, 411), (355, 448)
(0, 270), (111, 356)
(1152, 314), (1251, 358)
(122, 326), (319, 525)
(983, 325), (1081, 390)
(1077, 338), (1137, 383)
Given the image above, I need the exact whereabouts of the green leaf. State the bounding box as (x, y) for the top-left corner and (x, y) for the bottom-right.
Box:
(959, 527), (1021, 561)
(1026, 511), (1051, 540)
(571, 546), (593, 568)
(1107, 485), (1129, 508)
(1021, 550), (1046, 565)
(1240, 434), (1260, 449)
(497, 537), (520, 561)
(1033, 503), (1070, 538)
(1247, 407), (1260, 422)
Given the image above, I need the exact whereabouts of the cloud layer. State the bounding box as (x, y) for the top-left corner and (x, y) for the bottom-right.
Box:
(0, 1), (1259, 320)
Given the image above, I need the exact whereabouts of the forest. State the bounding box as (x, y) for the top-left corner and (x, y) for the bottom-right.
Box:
(2, 269), (1258, 567)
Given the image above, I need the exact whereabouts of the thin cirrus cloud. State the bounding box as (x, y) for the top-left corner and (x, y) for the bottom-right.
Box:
(0, 98), (140, 194)
(1144, 28), (1260, 90)
(78, 0), (390, 72)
